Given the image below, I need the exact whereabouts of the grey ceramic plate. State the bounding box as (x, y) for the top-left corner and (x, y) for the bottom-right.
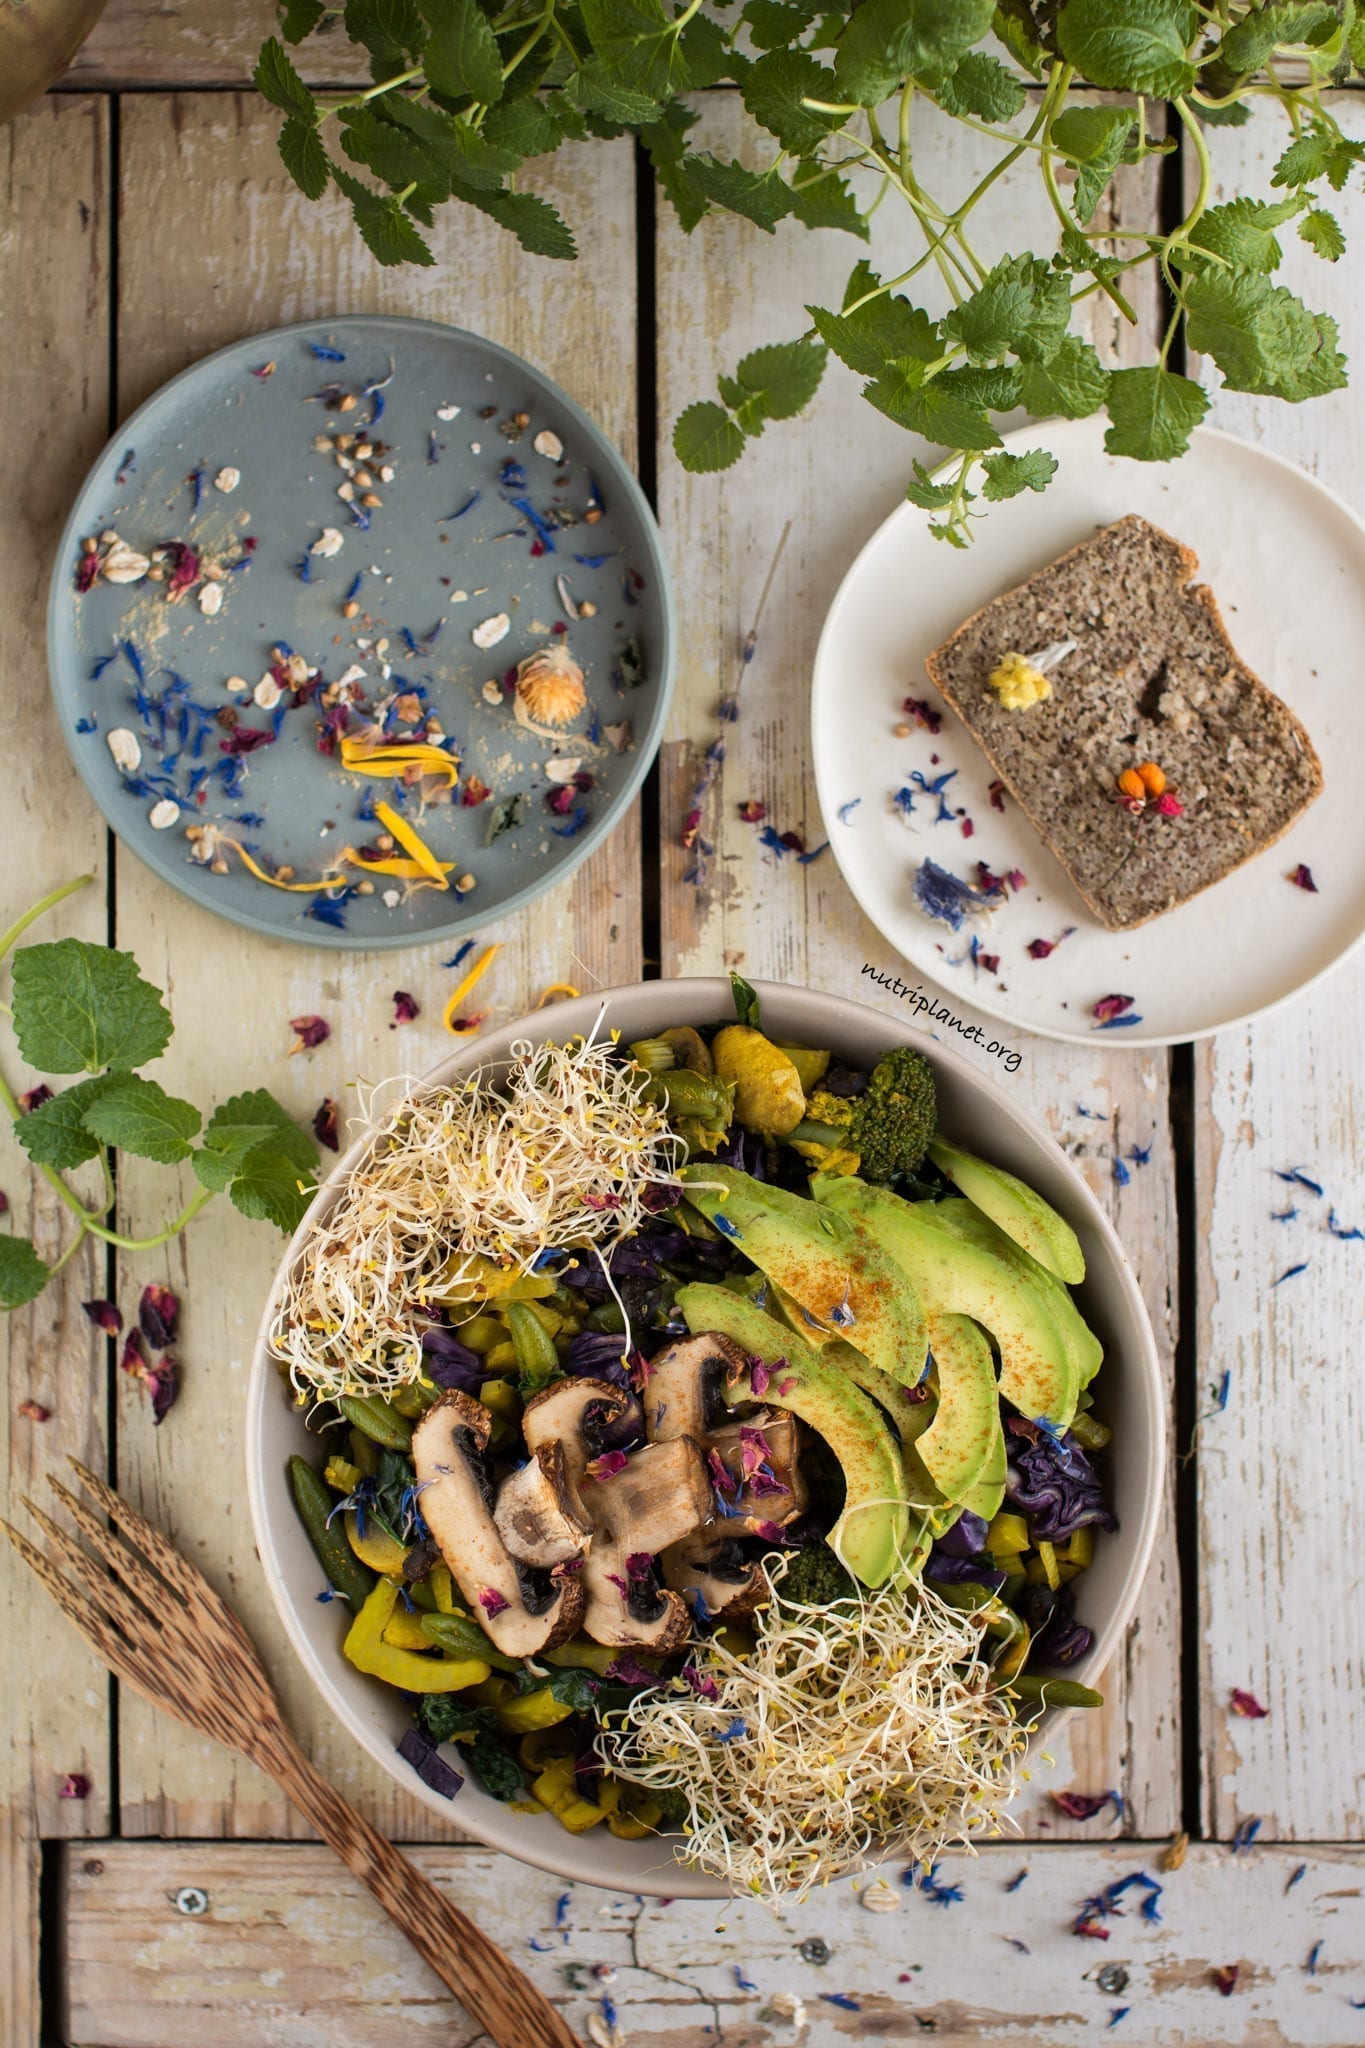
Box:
(48, 316), (674, 949)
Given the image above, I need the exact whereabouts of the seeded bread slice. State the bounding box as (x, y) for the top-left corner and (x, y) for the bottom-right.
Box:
(922, 514), (1323, 932)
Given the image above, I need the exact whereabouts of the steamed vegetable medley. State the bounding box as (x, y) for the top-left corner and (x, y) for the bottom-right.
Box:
(279, 976), (1116, 1900)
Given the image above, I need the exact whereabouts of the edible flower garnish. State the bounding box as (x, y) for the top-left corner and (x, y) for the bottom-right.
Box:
(391, 991), (421, 1026)
(339, 735), (459, 789)
(1230, 1688), (1269, 1719)
(443, 944), (501, 1035)
(139, 1283), (180, 1348)
(289, 1014), (330, 1055)
(372, 801), (450, 890)
(1116, 761), (1182, 817)
(913, 858), (994, 932)
(314, 1098), (340, 1152)
(1288, 863), (1318, 892)
(82, 1299), (122, 1336)
(987, 639), (1075, 711)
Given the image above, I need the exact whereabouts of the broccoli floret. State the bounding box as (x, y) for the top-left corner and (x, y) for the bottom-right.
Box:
(775, 1541), (858, 1607)
(650, 1781), (693, 1829)
(788, 1046), (937, 1182)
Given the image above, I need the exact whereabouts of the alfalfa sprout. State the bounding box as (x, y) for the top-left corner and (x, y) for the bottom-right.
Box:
(602, 1560), (1029, 1905)
(270, 1022), (685, 1400)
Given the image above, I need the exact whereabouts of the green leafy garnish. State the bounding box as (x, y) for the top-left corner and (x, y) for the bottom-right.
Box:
(0, 884), (318, 1314)
(251, 1), (1365, 544)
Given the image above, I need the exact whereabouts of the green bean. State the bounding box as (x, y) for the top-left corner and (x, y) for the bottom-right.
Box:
(507, 1300), (559, 1390)
(338, 1393), (413, 1451)
(420, 1611), (521, 1673)
(288, 1455), (374, 1610)
(347, 1425), (380, 1476)
(1007, 1675), (1104, 1709)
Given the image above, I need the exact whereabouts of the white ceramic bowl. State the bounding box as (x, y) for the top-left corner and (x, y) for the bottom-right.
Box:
(246, 978), (1164, 1897)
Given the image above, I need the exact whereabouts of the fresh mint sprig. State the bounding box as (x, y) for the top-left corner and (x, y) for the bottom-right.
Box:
(255, 0), (1364, 544)
(0, 878), (318, 1308)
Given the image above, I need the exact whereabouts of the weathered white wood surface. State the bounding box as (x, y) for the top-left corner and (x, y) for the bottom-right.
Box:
(0, 95), (113, 2048)
(655, 92), (1180, 1841)
(1187, 97), (1365, 1845)
(65, 1838), (1365, 2047)
(62, 0), (370, 87)
(110, 93), (641, 1842)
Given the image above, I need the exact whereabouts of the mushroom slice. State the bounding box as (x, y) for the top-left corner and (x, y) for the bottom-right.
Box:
(662, 1532), (769, 1622)
(411, 1391), (584, 1658)
(641, 1332), (749, 1444)
(706, 1411), (808, 1535)
(579, 1437), (714, 1651)
(495, 1441), (591, 1567)
(523, 1375), (642, 1518)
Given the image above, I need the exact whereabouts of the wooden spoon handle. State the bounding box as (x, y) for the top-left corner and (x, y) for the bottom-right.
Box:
(264, 1729), (583, 2048)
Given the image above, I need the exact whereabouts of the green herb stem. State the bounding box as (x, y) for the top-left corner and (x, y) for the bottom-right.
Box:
(0, 874), (93, 970)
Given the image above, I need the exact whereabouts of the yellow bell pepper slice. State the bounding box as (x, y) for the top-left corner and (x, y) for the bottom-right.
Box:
(345, 1514), (409, 1576)
(519, 1727), (577, 1772)
(987, 1511), (1031, 1557)
(382, 1604), (434, 1651)
(479, 1378), (521, 1423)
(428, 1562), (458, 1614)
(495, 1687), (576, 1737)
(343, 1580), (489, 1692)
(324, 1456), (362, 1494)
(531, 1756), (609, 1833)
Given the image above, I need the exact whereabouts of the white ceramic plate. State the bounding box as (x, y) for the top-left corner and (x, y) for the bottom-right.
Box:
(247, 978), (1163, 1897)
(811, 418), (1365, 1047)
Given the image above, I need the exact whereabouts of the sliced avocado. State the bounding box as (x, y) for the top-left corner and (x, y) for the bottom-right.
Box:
(920, 1198), (1103, 1393)
(679, 1165), (928, 1388)
(811, 1177), (1079, 1430)
(920, 1311), (1002, 1503)
(928, 1136), (1086, 1285)
(958, 1414), (1008, 1522)
(674, 1281), (910, 1588)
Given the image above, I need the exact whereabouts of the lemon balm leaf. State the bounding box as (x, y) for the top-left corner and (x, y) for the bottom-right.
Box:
(11, 939), (173, 1075)
(205, 1088), (318, 1178)
(82, 1076), (202, 1164)
(14, 1078), (112, 1170)
(227, 1145), (317, 1232)
(0, 1235), (50, 1308)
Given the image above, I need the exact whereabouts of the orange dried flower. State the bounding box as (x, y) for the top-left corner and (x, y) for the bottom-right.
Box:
(1136, 761), (1167, 797)
(1117, 768), (1146, 804)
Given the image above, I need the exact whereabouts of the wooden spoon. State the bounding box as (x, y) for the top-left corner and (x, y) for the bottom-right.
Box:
(4, 1459), (583, 2048)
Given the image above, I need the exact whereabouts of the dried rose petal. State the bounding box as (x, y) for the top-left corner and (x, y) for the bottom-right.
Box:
(1154, 792), (1183, 818)
(751, 1519), (787, 1543)
(680, 806), (703, 850)
(139, 1283), (180, 1348)
(158, 539), (201, 598)
(477, 1587), (510, 1618)
(778, 830), (805, 854)
(82, 1299), (123, 1337)
(18, 1399), (52, 1422)
(738, 800), (766, 823)
(902, 695), (942, 735)
(978, 951), (1001, 975)
(707, 1448), (737, 1496)
(681, 1662), (719, 1699)
(391, 990), (420, 1025)
(1005, 868), (1027, 891)
(0, 1190), (8, 1215)
(1213, 1966), (1239, 1997)
(288, 1014), (330, 1055)
(17, 1086), (53, 1114)
(584, 1449), (629, 1482)
(1051, 1790), (1118, 1821)
(748, 1357), (771, 1396)
(988, 780), (1006, 812)
(120, 1329), (148, 1381)
(1092, 994), (1135, 1024)
(625, 1551), (653, 1583)
(1288, 864), (1318, 893)
(314, 1097), (340, 1152)
(545, 785), (576, 815)
(1073, 1917), (1111, 1942)
(1230, 1688), (1269, 1719)
(59, 1773), (91, 1800)
(219, 726), (275, 756)
(147, 1354), (180, 1425)
(961, 817), (975, 840)
(461, 775), (492, 807)
(77, 550), (101, 594)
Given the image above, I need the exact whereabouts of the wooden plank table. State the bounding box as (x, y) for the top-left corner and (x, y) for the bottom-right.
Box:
(1, 13), (1362, 2040)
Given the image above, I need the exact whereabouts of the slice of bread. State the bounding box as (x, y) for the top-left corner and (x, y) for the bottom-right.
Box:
(923, 514), (1322, 931)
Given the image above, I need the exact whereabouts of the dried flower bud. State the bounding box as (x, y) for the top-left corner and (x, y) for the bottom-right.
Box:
(1117, 768), (1147, 803)
(515, 643), (587, 728)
